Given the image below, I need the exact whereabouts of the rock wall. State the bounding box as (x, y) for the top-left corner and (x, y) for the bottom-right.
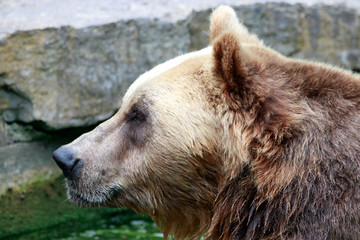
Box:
(0, 3), (359, 194)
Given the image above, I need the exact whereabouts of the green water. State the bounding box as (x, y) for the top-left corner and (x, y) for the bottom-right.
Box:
(10, 210), (163, 240)
(57, 219), (163, 240)
(0, 176), (163, 240)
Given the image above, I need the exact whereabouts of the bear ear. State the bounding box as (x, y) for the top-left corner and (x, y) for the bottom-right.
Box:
(210, 6), (252, 107)
(210, 6), (261, 45)
(212, 32), (247, 98)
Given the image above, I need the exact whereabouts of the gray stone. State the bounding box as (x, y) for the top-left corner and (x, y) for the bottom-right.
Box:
(1, 3), (359, 131)
(339, 50), (360, 70)
(0, 121), (47, 146)
(0, 86), (33, 123)
(0, 141), (61, 195)
(0, 20), (190, 130)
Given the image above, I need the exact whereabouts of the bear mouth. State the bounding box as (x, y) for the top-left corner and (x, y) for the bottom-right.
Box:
(67, 186), (123, 207)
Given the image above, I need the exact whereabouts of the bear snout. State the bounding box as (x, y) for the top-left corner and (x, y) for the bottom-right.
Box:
(52, 146), (82, 181)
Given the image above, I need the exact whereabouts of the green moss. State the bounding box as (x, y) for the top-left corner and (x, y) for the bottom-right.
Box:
(0, 176), (160, 240)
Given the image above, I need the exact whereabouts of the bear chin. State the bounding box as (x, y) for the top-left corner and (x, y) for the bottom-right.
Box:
(67, 183), (123, 208)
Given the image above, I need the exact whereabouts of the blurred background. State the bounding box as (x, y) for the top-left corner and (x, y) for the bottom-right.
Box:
(1, 0), (359, 239)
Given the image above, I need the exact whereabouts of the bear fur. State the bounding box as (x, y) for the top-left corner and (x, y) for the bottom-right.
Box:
(54, 5), (360, 240)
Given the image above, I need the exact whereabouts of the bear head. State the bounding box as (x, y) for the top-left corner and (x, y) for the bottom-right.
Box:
(53, 5), (320, 240)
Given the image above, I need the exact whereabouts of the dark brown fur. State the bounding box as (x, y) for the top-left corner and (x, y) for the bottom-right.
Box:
(207, 10), (360, 239)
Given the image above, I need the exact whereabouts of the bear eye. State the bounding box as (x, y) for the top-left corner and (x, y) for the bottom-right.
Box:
(127, 108), (146, 125)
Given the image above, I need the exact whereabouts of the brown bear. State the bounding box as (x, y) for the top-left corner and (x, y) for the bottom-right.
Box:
(53, 5), (360, 240)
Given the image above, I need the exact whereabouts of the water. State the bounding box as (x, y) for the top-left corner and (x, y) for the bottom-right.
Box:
(8, 209), (163, 240)
(57, 219), (163, 240)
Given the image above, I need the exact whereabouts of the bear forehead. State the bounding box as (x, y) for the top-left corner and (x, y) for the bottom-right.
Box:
(122, 46), (212, 107)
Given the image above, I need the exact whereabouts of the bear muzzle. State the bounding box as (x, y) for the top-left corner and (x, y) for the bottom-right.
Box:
(52, 146), (82, 181)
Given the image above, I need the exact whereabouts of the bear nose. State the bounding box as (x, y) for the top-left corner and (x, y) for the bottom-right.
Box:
(52, 146), (82, 180)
